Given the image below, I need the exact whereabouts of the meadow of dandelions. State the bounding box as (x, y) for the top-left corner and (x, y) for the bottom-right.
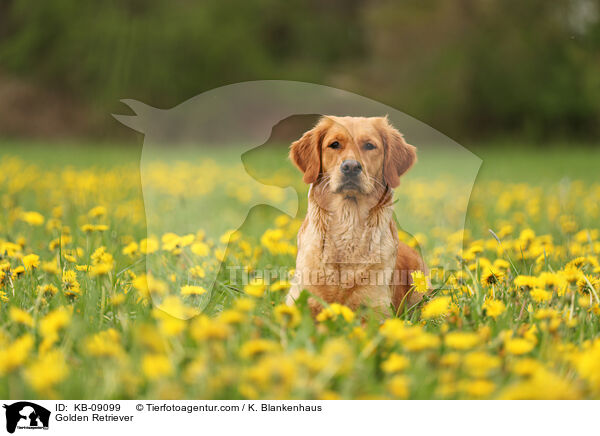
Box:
(1, 152), (600, 400)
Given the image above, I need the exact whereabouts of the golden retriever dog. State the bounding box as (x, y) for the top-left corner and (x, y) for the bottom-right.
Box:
(286, 116), (427, 318)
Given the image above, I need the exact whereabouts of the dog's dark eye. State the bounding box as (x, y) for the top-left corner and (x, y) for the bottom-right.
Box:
(328, 141), (340, 149)
(363, 142), (376, 150)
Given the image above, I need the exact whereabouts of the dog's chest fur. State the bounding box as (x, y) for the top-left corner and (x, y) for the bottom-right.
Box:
(321, 203), (386, 264)
(290, 192), (398, 312)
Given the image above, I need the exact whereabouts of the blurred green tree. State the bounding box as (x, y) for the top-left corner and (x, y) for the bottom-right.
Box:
(0, 0), (598, 140)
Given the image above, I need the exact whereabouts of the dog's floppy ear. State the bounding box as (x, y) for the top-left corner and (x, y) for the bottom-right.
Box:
(289, 118), (328, 184)
(377, 117), (416, 188)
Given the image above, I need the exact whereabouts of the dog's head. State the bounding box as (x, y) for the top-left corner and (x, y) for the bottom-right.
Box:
(289, 116), (416, 197)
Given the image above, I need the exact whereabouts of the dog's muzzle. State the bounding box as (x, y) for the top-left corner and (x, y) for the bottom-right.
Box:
(337, 160), (364, 193)
(340, 159), (362, 177)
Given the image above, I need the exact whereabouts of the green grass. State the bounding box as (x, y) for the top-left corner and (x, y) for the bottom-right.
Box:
(2, 139), (598, 181)
(0, 139), (599, 399)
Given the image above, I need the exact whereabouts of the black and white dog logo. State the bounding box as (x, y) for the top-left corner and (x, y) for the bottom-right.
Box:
(3, 402), (50, 433)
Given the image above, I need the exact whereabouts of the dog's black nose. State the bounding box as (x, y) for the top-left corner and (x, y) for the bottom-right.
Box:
(341, 160), (362, 176)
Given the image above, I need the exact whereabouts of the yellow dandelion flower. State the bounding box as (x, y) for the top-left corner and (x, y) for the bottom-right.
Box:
(499, 369), (580, 399)
(572, 339), (600, 390)
(530, 287), (552, 303)
(214, 248), (226, 262)
(460, 379), (496, 398)
(179, 234), (195, 247)
(562, 264), (583, 285)
(84, 329), (124, 358)
(22, 254), (40, 270)
(191, 242), (210, 257)
(24, 349), (68, 393)
(153, 296), (196, 335)
(519, 228), (536, 244)
(463, 351), (500, 377)
(445, 331), (480, 350)
(275, 214), (290, 227)
(39, 307), (71, 340)
(21, 211), (44, 226)
(511, 358), (543, 376)
(493, 259), (510, 270)
(534, 307), (559, 320)
(481, 267), (504, 287)
(161, 233), (181, 252)
(410, 270), (429, 294)
(41, 261), (60, 275)
(514, 275), (537, 289)
(0, 334), (34, 375)
(189, 266), (206, 279)
(62, 270), (81, 296)
(88, 205), (107, 218)
(403, 332), (441, 352)
(218, 309), (244, 325)
(234, 298), (255, 312)
(142, 354), (173, 380)
(505, 338), (535, 355)
(90, 262), (112, 277)
(274, 304), (301, 327)
(220, 230), (241, 244)
(80, 223), (95, 233)
(349, 326), (367, 341)
(482, 299), (506, 319)
(316, 303), (355, 323)
(240, 339), (279, 359)
(244, 277), (267, 297)
(421, 296), (452, 319)
(37, 284), (58, 297)
(440, 352), (461, 368)
(181, 285), (207, 296)
(122, 241), (139, 257)
(190, 315), (230, 341)
(9, 307), (33, 327)
(381, 353), (410, 373)
(110, 293), (126, 306)
(270, 280), (291, 292)
(133, 273), (168, 298)
(387, 375), (409, 398)
(12, 265), (25, 277)
(140, 237), (159, 254)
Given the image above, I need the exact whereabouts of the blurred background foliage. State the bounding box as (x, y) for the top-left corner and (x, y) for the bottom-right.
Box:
(0, 0), (599, 142)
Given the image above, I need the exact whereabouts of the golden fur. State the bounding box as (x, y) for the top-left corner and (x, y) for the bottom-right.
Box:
(286, 116), (427, 318)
